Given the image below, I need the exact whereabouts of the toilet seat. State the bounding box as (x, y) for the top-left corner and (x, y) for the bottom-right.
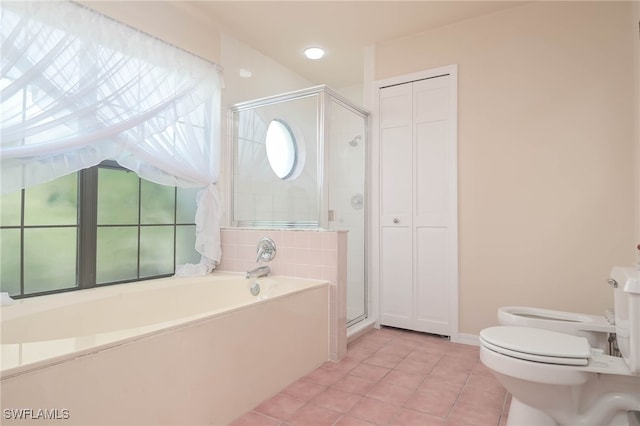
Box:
(497, 306), (615, 351)
(498, 306), (614, 332)
(480, 326), (591, 366)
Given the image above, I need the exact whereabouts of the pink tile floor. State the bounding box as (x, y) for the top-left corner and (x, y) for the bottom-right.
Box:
(231, 326), (511, 426)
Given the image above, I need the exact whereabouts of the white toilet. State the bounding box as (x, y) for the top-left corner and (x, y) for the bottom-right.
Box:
(497, 305), (615, 349)
(480, 266), (640, 426)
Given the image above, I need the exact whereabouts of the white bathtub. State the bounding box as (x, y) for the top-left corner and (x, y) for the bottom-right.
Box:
(0, 272), (329, 425)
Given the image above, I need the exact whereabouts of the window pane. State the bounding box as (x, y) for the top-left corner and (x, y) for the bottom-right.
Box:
(0, 229), (21, 296)
(97, 227), (138, 283)
(176, 225), (198, 265)
(140, 226), (173, 277)
(141, 180), (175, 224)
(98, 168), (139, 225)
(24, 173), (78, 226)
(265, 119), (298, 179)
(24, 228), (77, 294)
(0, 190), (22, 226)
(176, 187), (198, 223)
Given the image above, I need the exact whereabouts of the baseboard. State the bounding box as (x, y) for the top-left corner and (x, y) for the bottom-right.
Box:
(451, 332), (479, 346)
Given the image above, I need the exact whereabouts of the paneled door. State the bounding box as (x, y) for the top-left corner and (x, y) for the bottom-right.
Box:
(378, 68), (457, 336)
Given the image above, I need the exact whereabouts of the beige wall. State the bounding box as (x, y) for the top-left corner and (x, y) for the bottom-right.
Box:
(376, 1), (637, 335)
(220, 33), (312, 107)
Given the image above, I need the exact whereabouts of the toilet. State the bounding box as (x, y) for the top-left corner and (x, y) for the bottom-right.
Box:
(480, 266), (640, 426)
(497, 305), (615, 349)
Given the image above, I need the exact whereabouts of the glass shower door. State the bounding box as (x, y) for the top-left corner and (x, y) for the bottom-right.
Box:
(327, 98), (367, 325)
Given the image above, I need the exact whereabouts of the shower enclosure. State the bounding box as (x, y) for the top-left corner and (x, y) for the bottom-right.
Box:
(229, 85), (368, 326)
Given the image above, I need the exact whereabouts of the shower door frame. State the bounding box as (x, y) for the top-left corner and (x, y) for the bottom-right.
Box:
(228, 85), (371, 326)
(322, 91), (371, 327)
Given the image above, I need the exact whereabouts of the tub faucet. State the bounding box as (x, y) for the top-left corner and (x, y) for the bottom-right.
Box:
(256, 237), (276, 262)
(245, 265), (270, 279)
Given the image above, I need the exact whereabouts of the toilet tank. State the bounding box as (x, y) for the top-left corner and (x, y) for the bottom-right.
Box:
(611, 266), (640, 374)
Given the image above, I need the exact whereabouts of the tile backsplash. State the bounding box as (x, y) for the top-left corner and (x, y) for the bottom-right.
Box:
(218, 228), (347, 361)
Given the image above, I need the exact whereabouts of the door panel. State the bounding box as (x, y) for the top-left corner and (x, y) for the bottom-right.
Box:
(415, 120), (449, 226)
(380, 126), (411, 225)
(380, 226), (413, 329)
(414, 78), (449, 123)
(379, 82), (413, 329)
(380, 84), (412, 128)
(414, 226), (450, 335)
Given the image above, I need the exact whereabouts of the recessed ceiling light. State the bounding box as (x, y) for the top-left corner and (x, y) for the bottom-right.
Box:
(239, 68), (252, 78)
(304, 47), (325, 60)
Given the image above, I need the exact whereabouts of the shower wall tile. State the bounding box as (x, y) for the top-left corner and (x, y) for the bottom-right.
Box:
(295, 232), (310, 249)
(282, 231), (297, 248)
(321, 232), (338, 250)
(321, 249), (337, 267)
(309, 235), (323, 250)
(219, 228), (348, 361)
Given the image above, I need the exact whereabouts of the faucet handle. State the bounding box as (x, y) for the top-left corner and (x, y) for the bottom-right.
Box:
(256, 237), (276, 263)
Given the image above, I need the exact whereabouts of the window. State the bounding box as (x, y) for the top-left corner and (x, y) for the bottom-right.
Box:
(1, 2), (224, 284)
(265, 119), (298, 180)
(0, 162), (200, 298)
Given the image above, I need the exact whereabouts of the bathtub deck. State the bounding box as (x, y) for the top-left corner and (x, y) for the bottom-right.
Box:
(1, 276), (330, 426)
(231, 326), (511, 426)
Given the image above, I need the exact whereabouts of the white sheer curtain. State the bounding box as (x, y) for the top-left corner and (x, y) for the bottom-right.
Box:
(0, 1), (224, 272)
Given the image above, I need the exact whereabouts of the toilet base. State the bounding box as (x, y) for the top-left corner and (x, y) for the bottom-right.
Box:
(506, 395), (634, 426)
(507, 397), (556, 426)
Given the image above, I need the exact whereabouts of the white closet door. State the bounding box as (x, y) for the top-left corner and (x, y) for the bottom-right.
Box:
(379, 83), (413, 329)
(379, 73), (455, 336)
(413, 76), (452, 335)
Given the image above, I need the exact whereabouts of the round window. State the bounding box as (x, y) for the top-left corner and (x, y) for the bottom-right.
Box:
(265, 119), (297, 180)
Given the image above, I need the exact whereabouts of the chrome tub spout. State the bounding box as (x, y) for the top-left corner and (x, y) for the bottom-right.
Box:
(245, 265), (271, 279)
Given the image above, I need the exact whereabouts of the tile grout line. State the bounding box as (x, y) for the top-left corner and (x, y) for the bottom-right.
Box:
(441, 364), (472, 425)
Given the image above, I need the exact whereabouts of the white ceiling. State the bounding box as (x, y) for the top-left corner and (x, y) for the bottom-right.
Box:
(177, 1), (528, 88)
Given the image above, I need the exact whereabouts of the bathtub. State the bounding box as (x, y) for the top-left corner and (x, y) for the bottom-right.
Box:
(0, 272), (329, 425)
